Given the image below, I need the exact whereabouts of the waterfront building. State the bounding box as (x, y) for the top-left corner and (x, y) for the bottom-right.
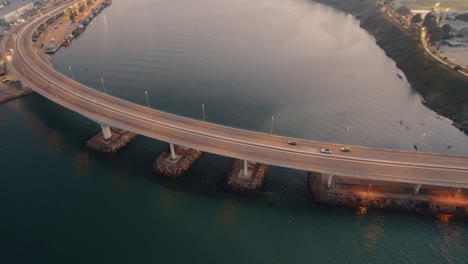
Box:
(0, 1), (34, 25)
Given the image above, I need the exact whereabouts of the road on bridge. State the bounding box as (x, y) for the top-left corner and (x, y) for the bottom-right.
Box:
(2, 0), (468, 188)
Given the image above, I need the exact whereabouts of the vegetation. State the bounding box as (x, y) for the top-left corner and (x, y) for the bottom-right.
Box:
(423, 13), (442, 43)
(396, 6), (411, 16)
(411, 13), (423, 24)
(442, 24), (452, 39)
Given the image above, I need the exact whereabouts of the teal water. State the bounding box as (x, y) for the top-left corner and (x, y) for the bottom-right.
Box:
(1, 0), (467, 263)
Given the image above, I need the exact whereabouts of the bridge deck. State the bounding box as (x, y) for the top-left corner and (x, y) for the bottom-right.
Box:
(3, 0), (468, 188)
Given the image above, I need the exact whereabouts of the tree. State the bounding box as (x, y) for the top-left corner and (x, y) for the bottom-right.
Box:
(423, 13), (438, 29)
(442, 24), (451, 39)
(422, 13), (443, 43)
(396, 6), (412, 16)
(428, 27), (443, 43)
(411, 13), (422, 24)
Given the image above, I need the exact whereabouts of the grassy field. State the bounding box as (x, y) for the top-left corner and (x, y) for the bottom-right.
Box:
(402, 1), (468, 11)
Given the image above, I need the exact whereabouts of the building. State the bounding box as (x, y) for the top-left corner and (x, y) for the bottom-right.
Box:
(0, 1), (34, 24)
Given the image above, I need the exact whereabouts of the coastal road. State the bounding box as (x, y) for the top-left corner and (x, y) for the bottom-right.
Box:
(3, 1), (468, 189)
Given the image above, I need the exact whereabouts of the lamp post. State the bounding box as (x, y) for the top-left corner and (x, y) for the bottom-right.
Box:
(100, 78), (107, 94)
(270, 116), (274, 135)
(345, 125), (350, 146)
(202, 104), (205, 122)
(145, 90), (150, 108)
(68, 65), (75, 80)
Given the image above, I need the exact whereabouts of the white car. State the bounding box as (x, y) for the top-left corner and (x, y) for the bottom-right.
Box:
(321, 148), (331, 154)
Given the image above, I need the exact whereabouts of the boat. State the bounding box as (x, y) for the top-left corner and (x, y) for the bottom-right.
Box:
(62, 40), (71, 47)
(396, 69), (405, 81)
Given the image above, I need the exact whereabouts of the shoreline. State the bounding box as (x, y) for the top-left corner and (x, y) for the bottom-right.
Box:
(314, 0), (468, 133)
(0, 0), (110, 103)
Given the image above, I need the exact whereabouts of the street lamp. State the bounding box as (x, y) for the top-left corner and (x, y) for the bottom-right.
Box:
(344, 125), (351, 145)
(270, 116), (274, 135)
(145, 90), (150, 108)
(100, 78), (107, 94)
(68, 65), (75, 80)
(201, 104), (206, 122)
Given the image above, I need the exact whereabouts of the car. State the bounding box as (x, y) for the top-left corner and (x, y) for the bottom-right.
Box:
(340, 147), (351, 152)
(1, 79), (11, 83)
(50, 38), (55, 42)
(5, 51), (10, 55)
(321, 148), (331, 154)
(288, 141), (297, 145)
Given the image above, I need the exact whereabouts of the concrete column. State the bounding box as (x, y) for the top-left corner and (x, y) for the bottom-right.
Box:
(169, 143), (176, 160)
(243, 160), (248, 177)
(327, 174), (334, 188)
(414, 184), (422, 195)
(100, 125), (112, 140)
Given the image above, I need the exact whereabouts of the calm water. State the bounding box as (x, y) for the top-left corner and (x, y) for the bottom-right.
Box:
(1, 0), (467, 263)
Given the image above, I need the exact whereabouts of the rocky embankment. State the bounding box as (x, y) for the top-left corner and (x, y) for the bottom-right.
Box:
(86, 128), (137, 152)
(153, 146), (202, 178)
(308, 172), (467, 219)
(226, 160), (269, 192)
(315, 0), (468, 130)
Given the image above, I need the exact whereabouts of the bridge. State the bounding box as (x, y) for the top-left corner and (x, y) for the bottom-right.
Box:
(2, 0), (468, 190)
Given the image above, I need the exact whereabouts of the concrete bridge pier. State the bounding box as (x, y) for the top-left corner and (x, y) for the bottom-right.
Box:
(101, 124), (112, 140)
(226, 159), (269, 192)
(414, 184), (422, 195)
(169, 143), (177, 160)
(327, 174), (334, 188)
(153, 144), (202, 178)
(85, 124), (138, 152)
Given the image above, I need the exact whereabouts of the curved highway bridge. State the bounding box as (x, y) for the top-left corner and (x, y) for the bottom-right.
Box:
(3, 0), (468, 189)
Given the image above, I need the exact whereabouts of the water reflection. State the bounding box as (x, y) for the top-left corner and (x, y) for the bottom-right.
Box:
(217, 198), (239, 227)
(75, 149), (91, 172)
(361, 215), (385, 252)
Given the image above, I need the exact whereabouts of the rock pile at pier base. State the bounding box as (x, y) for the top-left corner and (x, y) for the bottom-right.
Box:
(153, 145), (202, 178)
(86, 128), (137, 152)
(226, 160), (268, 192)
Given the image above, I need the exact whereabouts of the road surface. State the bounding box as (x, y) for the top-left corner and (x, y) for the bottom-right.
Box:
(2, 0), (468, 188)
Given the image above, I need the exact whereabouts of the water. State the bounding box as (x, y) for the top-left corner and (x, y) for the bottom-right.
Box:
(0, 0), (466, 263)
